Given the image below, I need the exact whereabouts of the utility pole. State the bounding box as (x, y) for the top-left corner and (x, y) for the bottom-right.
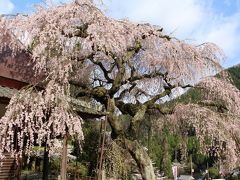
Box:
(190, 155), (193, 177)
(174, 149), (177, 163)
(219, 160), (223, 179)
(206, 162), (209, 180)
(97, 96), (109, 180)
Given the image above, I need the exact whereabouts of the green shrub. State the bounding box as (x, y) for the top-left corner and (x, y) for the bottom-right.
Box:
(208, 166), (220, 179)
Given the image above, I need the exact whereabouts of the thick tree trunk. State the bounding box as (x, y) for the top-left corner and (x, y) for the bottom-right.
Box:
(107, 98), (124, 138)
(61, 135), (68, 180)
(107, 97), (155, 179)
(125, 139), (155, 180)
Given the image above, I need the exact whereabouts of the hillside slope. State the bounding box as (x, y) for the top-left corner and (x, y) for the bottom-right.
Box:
(227, 64), (240, 90)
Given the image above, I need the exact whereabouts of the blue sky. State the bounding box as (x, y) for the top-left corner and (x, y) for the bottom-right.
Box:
(0, 0), (240, 68)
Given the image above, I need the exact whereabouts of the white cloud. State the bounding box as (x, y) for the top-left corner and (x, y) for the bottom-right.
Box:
(201, 14), (240, 58)
(104, 0), (209, 38)
(0, 0), (14, 14)
(104, 0), (240, 67)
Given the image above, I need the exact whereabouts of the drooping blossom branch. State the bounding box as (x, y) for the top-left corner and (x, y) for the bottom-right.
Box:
(0, 81), (83, 159)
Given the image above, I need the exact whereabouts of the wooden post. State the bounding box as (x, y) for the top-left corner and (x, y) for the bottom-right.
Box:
(43, 144), (49, 180)
(16, 157), (22, 180)
(61, 135), (68, 180)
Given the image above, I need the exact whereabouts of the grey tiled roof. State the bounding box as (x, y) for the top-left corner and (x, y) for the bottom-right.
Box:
(0, 86), (106, 116)
(0, 86), (17, 99)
